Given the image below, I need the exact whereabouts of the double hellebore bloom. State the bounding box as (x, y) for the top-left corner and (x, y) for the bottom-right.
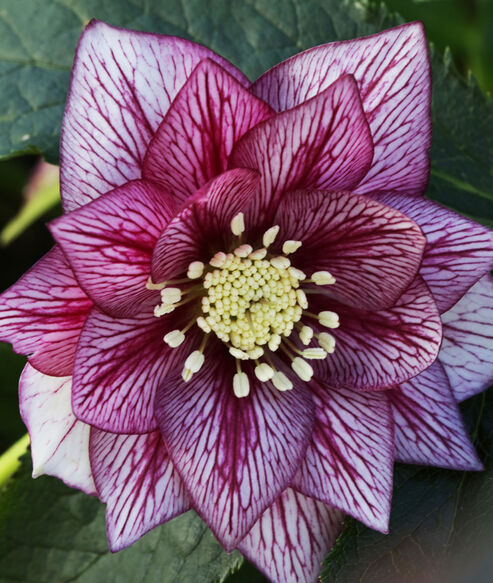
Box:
(1, 20), (493, 583)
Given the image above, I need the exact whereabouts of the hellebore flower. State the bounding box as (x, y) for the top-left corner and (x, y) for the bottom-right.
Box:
(1, 19), (493, 583)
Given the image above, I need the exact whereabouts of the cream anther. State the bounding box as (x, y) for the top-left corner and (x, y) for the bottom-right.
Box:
(248, 346), (264, 359)
(255, 363), (274, 382)
(210, 252), (227, 268)
(272, 371), (293, 391)
(182, 350), (205, 381)
(302, 348), (327, 359)
(296, 289), (308, 309)
(196, 316), (212, 333)
(233, 372), (250, 398)
(229, 347), (250, 360)
(160, 287), (181, 305)
(318, 311), (340, 329)
(187, 261), (204, 279)
(282, 240), (302, 254)
(268, 334), (282, 351)
(318, 332), (336, 353)
(263, 225), (280, 248)
(270, 256), (291, 269)
(299, 325), (314, 345)
(154, 304), (175, 317)
(146, 277), (166, 291)
(234, 244), (253, 258)
(249, 248), (267, 260)
(291, 357), (314, 381)
(231, 212), (245, 236)
(163, 330), (185, 347)
(289, 267), (306, 281)
(311, 271), (336, 285)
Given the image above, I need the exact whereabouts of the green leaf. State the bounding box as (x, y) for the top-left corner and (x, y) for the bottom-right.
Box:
(0, 456), (242, 583)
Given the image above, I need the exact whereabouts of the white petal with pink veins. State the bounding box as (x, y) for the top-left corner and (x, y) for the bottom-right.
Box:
(90, 429), (190, 551)
(19, 364), (96, 495)
(252, 22), (431, 196)
(390, 361), (482, 470)
(61, 20), (248, 211)
(237, 488), (344, 583)
(439, 274), (493, 402)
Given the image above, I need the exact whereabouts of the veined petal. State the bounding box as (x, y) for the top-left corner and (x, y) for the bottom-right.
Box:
(72, 305), (197, 434)
(231, 75), (373, 220)
(293, 382), (393, 532)
(237, 488), (344, 583)
(439, 274), (493, 402)
(90, 429), (190, 551)
(312, 277), (442, 390)
(143, 59), (273, 205)
(19, 364), (96, 495)
(252, 22), (431, 196)
(155, 355), (315, 550)
(50, 180), (174, 318)
(374, 194), (493, 312)
(275, 189), (425, 310)
(390, 361), (482, 470)
(152, 168), (260, 283)
(61, 20), (248, 212)
(0, 247), (92, 376)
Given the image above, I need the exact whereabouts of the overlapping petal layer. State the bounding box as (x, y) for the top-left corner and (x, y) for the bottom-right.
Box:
(61, 20), (248, 212)
(252, 22), (431, 196)
(237, 488), (344, 583)
(293, 382), (393, 531)
(0, 247), (92, 376)
(155, 355), (314, 550)
(19, 364), (96, 494)
(143, 59), (272, 205)
(390, 361), (482, 470)
(90, 429), (190, 551)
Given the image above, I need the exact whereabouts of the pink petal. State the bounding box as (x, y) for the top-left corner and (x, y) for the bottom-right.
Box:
(155, 355), (315, 550)
(72, 305), (196, 434)
(293, 381), (393, 532)
(90, 429), (190, 551)
(61, 20), (248, 212)
(0, 247), (92, 376)
(50, 180), (174, 318)
(230, 75), (373, 220)
(374, 194), (493, 312)
(237, 488), (344, 583)
(19, 364), (96, 495)
(252, 22), (431, 196)
(390, 361), (482, 470)
(311, 277), (442, 390)
(439, 274), (493, 402)
(151, 168), (260, 283)
(143, 59), (272, 206)
(275, 189), (425, 311)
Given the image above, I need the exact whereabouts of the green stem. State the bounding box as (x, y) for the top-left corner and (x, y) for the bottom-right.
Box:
(0, 433), (30, 488)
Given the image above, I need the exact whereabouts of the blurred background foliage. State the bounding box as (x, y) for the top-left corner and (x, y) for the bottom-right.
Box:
(0, 0), (492, 454)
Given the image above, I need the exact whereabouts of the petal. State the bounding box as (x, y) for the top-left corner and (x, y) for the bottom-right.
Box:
(390, 361), (482, 470)
(151, 168), (260, 283)
(311, 277), (442, 390)
(143, 59), (273, 206)
(374, 194), (493, 312)
(50, 180), (174, 318)
(155, 354), (315, 550)
(252, 22), (431, 195)
(72, 305), (195, 434)
(61, 20), (248, 212)
(90, 429), (190, 551)
(19, 364), (96, 495)
(275, 189), (425, 310)
(439, 274), (493, 402)
(0, 247), (92, 376)
(237, 488), (344, 583)
(231, 75), (373, 221)
(293, 381), (393, 532)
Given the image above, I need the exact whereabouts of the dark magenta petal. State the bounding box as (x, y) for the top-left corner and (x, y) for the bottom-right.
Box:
(252, 22), (431, 196)
(61, 20), (248, 212)
(19, 364), (96, 495)
(311, 277), (442, 390)
(151, 168), (260, 283)
(155, 355), (314, 550)
(374, 193), (493, 312)
(439, 274), (493, 402)
(90, 429), (190, 551)
(0, 246), (92, 376)
(275, 189), (425, 310)
(390, 361), (482, 470)
(237, 488), (344, 583)
(231, 75), (373, 220)
(50, 180), (174, 318)
(143, 59), (272, 206)
(293, 381), (393, 532)
(72, 305), (198, 434)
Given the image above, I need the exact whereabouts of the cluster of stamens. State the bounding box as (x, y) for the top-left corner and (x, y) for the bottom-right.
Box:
(149, 213), (339, 398)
